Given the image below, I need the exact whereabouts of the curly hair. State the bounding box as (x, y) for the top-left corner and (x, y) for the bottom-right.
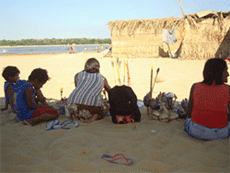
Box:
(28, 68), (50, 83)
(2, 66), (20, 80)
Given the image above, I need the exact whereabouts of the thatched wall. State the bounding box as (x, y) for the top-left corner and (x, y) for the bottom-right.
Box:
(107, 11), (230, 60)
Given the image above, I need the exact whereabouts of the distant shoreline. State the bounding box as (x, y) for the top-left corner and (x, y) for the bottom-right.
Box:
(0, 44), (109, 48)
(0, 52), (101, 56)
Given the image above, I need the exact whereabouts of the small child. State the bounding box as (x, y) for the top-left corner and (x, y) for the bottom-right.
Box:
(13, 68), (59, 126)
(1, 66), (20, 112)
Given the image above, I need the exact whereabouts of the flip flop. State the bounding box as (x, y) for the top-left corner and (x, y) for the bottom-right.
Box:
(45, 120), (79, 130)
(101, 153), (133, 165)
(60, 120), (79, 129)
(45, 120), (60, 131)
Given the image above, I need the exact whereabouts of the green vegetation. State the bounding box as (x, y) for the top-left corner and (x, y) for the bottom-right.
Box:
(0, 38), (111, 46)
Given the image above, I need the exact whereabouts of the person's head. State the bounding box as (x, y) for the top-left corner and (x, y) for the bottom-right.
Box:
(84, 58), (100, 73)
(28, 68), (50, 89)
(202, 58), (229, 85)
(2, 66), (20, 83)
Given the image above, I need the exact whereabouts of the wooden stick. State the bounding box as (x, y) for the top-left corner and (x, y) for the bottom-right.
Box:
(148, 66), (153, 116)
(150, 66), (153, 98)
(126, 60), (130, 86)
(123, 58), (126, 85)
(178, 0), (185, 17)
(115, 60), (121, 85)
(152, 68), (160, 92)
(60, 88), (63, 100)
(111, 60), (117, 85)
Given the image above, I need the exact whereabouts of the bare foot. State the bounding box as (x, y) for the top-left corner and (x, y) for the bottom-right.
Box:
(23, 119), (33, 126)
(9, 116), (20, 123)
(84, 114), (97, 123)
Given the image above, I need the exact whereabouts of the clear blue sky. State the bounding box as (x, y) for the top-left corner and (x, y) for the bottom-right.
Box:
(0, 0), (229, 40)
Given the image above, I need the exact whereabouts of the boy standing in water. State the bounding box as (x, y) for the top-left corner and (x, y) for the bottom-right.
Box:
(13, 68), (58, 126)
(1, 66), (20, 112)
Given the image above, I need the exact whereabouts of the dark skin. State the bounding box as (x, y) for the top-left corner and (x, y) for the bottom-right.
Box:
(228, 86), (230, 120)
(1, 84), (14, 112)
(186, 83), (196, 118)
(1, 73), (20, 112)
(25, 79), (52, 110)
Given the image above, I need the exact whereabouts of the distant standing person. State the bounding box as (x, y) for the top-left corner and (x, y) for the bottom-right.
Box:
(84, 46), (87, 52)
(70, 46), (73, 54)
(67, 43), (70, 53)
(100, 44), (103, 52)
(72, 43), (76, 53)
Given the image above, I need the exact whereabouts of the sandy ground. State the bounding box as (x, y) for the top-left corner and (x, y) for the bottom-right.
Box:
(0, 53), (229, 172)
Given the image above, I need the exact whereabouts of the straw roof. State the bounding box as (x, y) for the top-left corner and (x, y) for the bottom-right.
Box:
(107, 11), (230, 60)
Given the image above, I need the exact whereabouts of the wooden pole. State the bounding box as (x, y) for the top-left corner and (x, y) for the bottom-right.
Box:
(152, 68), (160, 92)
(178, 0), (185, 17)
(150, 66), (153, 99)
(148, 66), (154, 116)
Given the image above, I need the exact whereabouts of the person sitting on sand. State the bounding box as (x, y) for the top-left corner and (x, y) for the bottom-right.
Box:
(13, 68), (59, 126)
(184, 58), (230, 140)
(1, 66), (20, 112)
(67, 58), (111, 123)
(108, 85), (141, 124)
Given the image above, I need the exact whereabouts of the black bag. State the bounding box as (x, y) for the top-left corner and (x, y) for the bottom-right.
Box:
(108, 85), (141, 124)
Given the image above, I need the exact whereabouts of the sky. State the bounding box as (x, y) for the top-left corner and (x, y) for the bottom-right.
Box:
(0, 0), (229, 40)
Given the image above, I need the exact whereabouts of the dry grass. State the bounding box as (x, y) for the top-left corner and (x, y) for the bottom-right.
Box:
(107, 11), (230, 60)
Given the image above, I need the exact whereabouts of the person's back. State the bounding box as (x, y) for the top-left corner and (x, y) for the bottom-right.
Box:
(67, 58), (111, 123)
(68, 71), (104, 106)
(184, 58), (230, 140)
(13, 80), (36, 120)
(192, 82), (229, 128)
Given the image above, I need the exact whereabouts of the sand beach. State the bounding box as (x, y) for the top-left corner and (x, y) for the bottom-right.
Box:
(0, 52), (229, 172)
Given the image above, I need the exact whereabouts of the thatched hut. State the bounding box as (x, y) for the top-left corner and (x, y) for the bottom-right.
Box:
(107, 10), (230, 60)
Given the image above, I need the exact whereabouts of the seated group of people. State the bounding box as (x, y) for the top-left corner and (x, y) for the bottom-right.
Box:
(1, 57), (230, 141)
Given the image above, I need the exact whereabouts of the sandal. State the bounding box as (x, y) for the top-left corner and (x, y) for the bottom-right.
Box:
(45, 120), (79, 130)
(101, 153), (133, 165)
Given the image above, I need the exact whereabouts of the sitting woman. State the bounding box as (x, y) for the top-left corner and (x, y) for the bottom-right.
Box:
(67, 58), (111, 123)
(184, 58), (230, 140)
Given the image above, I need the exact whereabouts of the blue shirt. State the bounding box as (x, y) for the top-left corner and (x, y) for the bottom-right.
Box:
(12, 80), (36, 121)
(4, 82), (14, 103)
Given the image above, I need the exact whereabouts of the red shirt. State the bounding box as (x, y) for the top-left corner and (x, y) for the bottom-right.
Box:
(191, 82), (230, 128)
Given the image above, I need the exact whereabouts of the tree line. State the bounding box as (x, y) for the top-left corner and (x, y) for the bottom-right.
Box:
(0, 38), (111, 46)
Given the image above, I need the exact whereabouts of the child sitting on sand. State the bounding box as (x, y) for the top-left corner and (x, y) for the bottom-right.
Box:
(184, 58), (230, 140)
(13, 68), (59, 126)
(1, 66), (20, 112)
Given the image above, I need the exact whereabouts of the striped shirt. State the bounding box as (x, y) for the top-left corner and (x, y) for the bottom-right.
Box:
(67, 71), (104, 106)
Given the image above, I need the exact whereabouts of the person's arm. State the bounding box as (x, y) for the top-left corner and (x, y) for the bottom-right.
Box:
(6, 84), (15, 113)
(74, 73), (79, 88)
(1, 100), (8, 111)
(25, 87), (50, 110)
(186, 83), (196, 118)
(228, 86), (230, 120)
(103, 77), (111, 92)
(34, 88), (47, 105)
